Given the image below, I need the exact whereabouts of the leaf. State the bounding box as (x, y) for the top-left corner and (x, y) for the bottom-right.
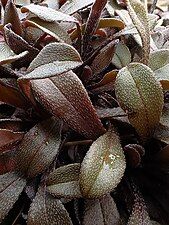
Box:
(128, 191), (151, 225)
(96, 107), (126, 119)
(112, 42), (131, 69)
(90, 40), (117, 76)
(0, 42), (28, 65)
(115, 63), (164, 141)
(27, 185), (73, 225)
(0, 172), (26, 223)
(47, 163), (81, 198)
(83, 194), (121, 225)
(60, 0), (94, 15)
(0, 151), (16, 175)
(126, 0), (150, 64)
(30, 71), (106, 139)
(4, 0), (22, 35)
(19, 42), (82, 79)
(16, 117), (62, 178)
(25, 17), (71, 44)
(0, 78), (29, 109)
(21, 4), (78, 23)
(0, 129), (24, 153)
(79, 128), (126, 198)
(149, 49), (169, 90)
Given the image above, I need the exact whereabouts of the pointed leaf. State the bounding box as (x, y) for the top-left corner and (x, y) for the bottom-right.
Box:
(19, 42), (82, 79)
(16, 117), (62, 178)
(30, 71), (105, 139)
(47, 163), (81, 198)
(26, 17), (71, 44)
(4, 0), (22, 35)
(115, 63), (164, 140)
(0, 42), (28, 65)
(0, 172), (26, 223)
(149, 49), (169, 90)
(83, 194), (121, 225)
(21, 4), (78, 23)
(112, 42), (131, 69)
(27, 185), (73, 225)
(60, 0), (94, 15)
(79, 128), (126, 198)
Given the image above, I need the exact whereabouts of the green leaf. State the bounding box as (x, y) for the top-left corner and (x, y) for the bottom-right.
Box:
(47, 163), (81, 198)
(27, 185), (73, 225)
(21, 4), (78, 23)
(112, 42), (131, 69)
(26, 17), (71, 44)
(83, 194), (121, 225)
(0, 172), (26, 223)
(149, 49), (169, 90)
(0, 42), (28, 65)
(19, 42), (82, 79)
(16, 117), (62, 178)
(115, 63), (164, 141)
(126, 0), (150, 64)
(60, 0), (94, 15)
(30, 71), (105, 139)
(79, 128), (126, 198)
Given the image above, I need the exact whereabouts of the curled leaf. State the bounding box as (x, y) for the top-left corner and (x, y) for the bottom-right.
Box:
(19, 42), (83, 79)
(115, 63), (164, 140)
(0, 42), (28, 65)
(83, 194), (121, 225)
(0, 172), (26, 223)
(80, 128), (126, 198)
(27, 185), (73, 225)
(16, 117), (62, 178)
(31, 71), (105, 139)
(47, 163), (81, 198)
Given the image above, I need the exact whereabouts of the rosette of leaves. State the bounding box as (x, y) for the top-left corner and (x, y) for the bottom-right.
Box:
(0, 0), (169, 224)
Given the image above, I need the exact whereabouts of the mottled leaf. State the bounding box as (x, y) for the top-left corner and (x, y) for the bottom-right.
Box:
(0, 172), (26, 223)
(80, 128), (126, 198)
(31, 71), (105, 139)
(112, 42), (131, 69)
(115, 63), (164, 140)
(4, 0), (22, 35)
(47, 163), (81, 198)
(83, 194), (121, 225)
(126, 0), (150, 64)
(0, 129), (23, 153)
(27, 185), (73, 225)
(26, 17), (71, 44)
(21, 4), (78, 23)
(0, 42), (28, 65)
(60, 0), (94, 15)
(19, 42), (82, 79)
(149, 49), (169, 90)
(16, 117), (62, 178)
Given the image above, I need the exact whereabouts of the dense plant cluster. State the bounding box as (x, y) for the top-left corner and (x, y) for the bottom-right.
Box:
(0, 0), (169, 224)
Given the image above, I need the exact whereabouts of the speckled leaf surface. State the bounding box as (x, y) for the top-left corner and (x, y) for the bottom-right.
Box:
(27, 185), (73, 225)
(21, 4), (78, 23)
(26, 17), (71, 44)
(0, 42), (27, 65)
(16, 117), (62, 178)
(19, 42), (82, 79)
(83, 194), (121, 225)
(47, 163), (81, 198)
(115, 63), (164, 140)
(60, 0), (94, 15)
(31, 71), (105, 139)
(149, 49), (169, 89)
(79, 128), (126, 198)
(0, 172), (26, 223)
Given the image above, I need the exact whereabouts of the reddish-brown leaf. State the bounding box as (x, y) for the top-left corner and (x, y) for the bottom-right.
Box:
(31, 71), (105, 139)
(16, 117), (62, 178)
(0, 151), (16, 175)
